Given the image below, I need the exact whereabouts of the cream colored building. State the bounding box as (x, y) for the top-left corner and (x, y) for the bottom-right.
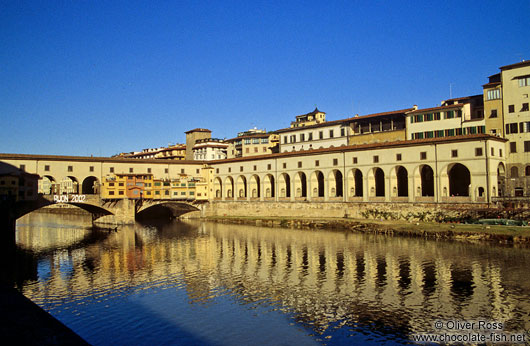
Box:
(406, 95), (485, 140)
(193, 138), (228, 161)
(212, 135), (506, 204)
(225, 132), (279, 158)
(483, 73), (504, 138)
(498, 60), (530, 197)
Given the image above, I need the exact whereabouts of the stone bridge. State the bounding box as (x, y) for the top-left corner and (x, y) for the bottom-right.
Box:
(7, 195), (202, 226)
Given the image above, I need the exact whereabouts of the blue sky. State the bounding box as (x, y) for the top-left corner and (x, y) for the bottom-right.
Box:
(1, 0), (529, 156)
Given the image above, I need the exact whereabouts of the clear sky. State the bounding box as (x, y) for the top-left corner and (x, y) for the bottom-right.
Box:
(1, 0), (529, 157)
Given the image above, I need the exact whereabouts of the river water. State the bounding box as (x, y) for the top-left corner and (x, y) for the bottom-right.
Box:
(13, 212), (530, 345)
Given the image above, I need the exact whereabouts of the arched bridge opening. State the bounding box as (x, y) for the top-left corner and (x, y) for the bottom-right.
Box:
(136, 202), (200, 221)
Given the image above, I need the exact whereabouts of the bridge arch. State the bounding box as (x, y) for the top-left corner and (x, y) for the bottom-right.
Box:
(136, 201), (200, 219)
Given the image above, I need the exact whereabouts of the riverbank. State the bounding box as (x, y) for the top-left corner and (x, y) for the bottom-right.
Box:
(0, 284), (90, 345)
(204, 215), (530, 244)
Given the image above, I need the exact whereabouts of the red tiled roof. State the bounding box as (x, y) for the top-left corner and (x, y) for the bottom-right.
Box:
(208, 134), (506, 164)
(185, 128), (211, 134)
(275, 108), (413, 134)
(406, 104), (464, 115)
(500, 60), (530, 70)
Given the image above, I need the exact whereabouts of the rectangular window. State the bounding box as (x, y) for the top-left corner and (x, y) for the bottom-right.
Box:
(475, 148), (483, 156)
(445, 129), (455, 137)
(414, 114), (424, 122)
(522, 103), (529, 112)
(68, 166), (73, 172)
(373, 156), (379, 163)
(434, 112), (441, 120)
(499, 149), (503, 157)
(240, 166), (243, 172)
(109, 191), (115, 195)
(254, 147), (258, 153)
(425, 113), (433, 121)
(396, 153), (402, 161)
(525, 141), (530, 152)
(510, 142), (517, 153)
(315, 160), (319, 167)
(267, 164), (271, 170)
(119, 182), (124, 186)
(491, 147), (495, 156)
(261, 138), (268, 144)
(445, 111), (454, 119)
(119, 191), (124, 195)
(252, 138), (259, 144)
(420, 152), (427, 160)
(244, 138), (251, 145)
(340, 128), (345, 136)
(509, 105), (515, 113)
(44, 165), (50, 171)
(246, 148), (250, 153)
(298, 162), (302, 168)
(181, 169), (185, 174)
(451, 150), (458, 158)
(507, 123), (518, 134)
(89, 166), (94, 172)
(425, 131), (434, 138)
(490, 109), (497, 118)
(283, 136), (287, 144)
(308, 133), (313, 141)
(353, 157), (358, 164)
(518, 76), (530, 87)
(487, 89), (501, 100)
(283, 163), (286, 169)
(228, 167), (231, 173)
(253, 165), (257, 171)
(319, 131), (324, 139)
(329, 130), (334, 138)
(436, 130), (444, 137)
(333, 158), (338, 166)
(109, 182), (115, 187)
(300, 133), (305, 142)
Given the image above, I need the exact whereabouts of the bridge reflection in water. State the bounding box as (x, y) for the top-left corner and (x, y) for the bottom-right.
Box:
(16, 214), (530, 344)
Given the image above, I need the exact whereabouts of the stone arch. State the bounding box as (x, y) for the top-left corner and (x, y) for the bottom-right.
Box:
(347, 169), (363, 197)
(225, 176), (234, 198)
(448, 163), (471, 197)
(391, 166), (408, 197)
(250, 175), (260, 198)
(420, 165), (434, 197)
(328, 169), (343, 197)
(311, 170), (325, 197)
(510, 166), (519, 178)
(214, 177), (223, 198)
(60, 176), (79, 194)
(294, 172), (307, 198)
(82, 176), (99, 194)
(368, 168), (385, 197)
(497, 163), (505, 197)
(39, 175), (56, 195)
(279, 173), (291, 198)
(264, 174), (275, 198)
(236, 175), (247, 198)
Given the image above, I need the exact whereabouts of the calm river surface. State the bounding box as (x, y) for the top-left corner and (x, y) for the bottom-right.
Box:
(14, 212), (530, 345)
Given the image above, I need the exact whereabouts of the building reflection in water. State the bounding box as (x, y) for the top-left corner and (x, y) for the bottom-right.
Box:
(16, 213), (530, 341)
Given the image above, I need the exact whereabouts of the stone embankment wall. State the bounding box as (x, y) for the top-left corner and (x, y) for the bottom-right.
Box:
(199, 201), (518, 222)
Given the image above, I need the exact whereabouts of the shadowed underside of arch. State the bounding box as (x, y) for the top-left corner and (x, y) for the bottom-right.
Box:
(136, 202), (200, 219)
(13, 197), (114, 220)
